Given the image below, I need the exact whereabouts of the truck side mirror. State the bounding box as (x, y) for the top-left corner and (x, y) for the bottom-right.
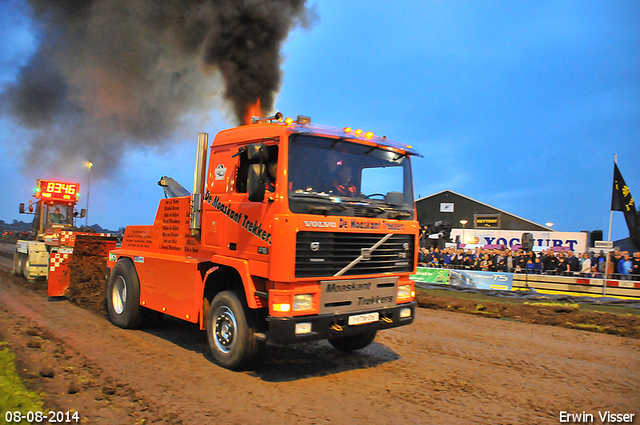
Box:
(19, 203), (25, 214)
(80, 209), (86, 218)
(247, 143), (269, 163)
(248, 164), (266, 202)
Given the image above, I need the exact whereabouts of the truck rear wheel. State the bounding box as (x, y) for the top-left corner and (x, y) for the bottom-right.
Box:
(207, 290), (262, 370)
(106, 259), (143, 329)
(21, 254), (30, 279)
(14, 252), (24, 277)
(328, 330), (377, 352)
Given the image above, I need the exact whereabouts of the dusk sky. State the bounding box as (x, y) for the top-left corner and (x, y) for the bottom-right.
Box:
(1, 0), (638, 243)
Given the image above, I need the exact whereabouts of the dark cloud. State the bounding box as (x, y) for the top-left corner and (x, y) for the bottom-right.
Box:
(0, 0), (316, 177)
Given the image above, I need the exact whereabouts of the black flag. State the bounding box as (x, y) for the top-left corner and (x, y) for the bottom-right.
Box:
(612, 163), (639, 249)
(612, 163), (634, 211)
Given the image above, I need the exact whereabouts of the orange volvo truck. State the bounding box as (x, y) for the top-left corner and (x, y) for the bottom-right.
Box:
(106, 114), (421, 369)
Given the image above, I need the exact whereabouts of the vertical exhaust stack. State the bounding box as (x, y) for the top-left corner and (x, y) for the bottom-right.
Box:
(190, 132), (209, 237)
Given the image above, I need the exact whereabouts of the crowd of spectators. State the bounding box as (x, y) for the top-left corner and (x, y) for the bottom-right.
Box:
(418, 246), (640, 280)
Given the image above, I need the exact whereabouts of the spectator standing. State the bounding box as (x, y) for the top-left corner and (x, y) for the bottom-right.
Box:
(566, 251), (579, 273)
(632, 252), (640, 279)
(526, 259), (536, 273)
(504, 251), (513, 272)
(610, 250), (622, 277)
(463, 251), (477, 269)
(418, 247), (428, 266)
(533, 257), (543, 273)
(580, 253), (592, 277)
(544, 251), (558, 274)
(419, 225), (429, 248)
(555, 257), (569, 275)
(595, 251), (606, 273)
(617, 254), (633, 280)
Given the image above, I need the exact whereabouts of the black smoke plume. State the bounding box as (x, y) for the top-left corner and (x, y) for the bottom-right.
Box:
(1, 0), (316, 178)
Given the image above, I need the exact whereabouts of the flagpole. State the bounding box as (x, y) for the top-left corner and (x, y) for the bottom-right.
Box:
(603, 154), (617, 296)
(607, 154), (617, 243)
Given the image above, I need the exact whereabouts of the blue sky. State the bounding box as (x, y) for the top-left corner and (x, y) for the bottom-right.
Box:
(1, 0), (638, 242)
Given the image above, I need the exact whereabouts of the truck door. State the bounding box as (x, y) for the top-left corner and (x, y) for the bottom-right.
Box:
(203, 141), (278, 278)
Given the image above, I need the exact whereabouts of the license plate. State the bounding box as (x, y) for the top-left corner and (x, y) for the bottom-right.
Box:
(348, 312), (379, 326)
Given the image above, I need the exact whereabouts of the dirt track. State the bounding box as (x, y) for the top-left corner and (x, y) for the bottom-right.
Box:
(1, 267), (639, 424)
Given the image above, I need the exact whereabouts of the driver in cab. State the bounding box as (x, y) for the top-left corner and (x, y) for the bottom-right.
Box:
(331, 166), (357, 197)
(49, 207), (66, 224)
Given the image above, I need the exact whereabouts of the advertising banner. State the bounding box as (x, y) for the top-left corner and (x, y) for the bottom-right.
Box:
(411, 268), (449, 284)
(448, 269), (513, 291)
(451, 229), (588, 253)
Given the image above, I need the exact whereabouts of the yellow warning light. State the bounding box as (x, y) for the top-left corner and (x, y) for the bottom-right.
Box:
(354, 129), (363, 137)
(285, 117), (294, 125)
(186, 314), (190, 320)
(273, 303), (291, 312)
(406, 145), (412, 148)
(365, 131), (374, 139)
(162, 307), (166, 312)
(343, 127), (352, 133)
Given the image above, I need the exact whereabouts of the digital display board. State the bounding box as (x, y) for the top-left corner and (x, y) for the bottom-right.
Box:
(36, 180), (80, 202)
(474, 213), (501, 229)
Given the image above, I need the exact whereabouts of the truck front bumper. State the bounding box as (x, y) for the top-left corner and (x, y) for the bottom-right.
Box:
(266, 302), (415, 345)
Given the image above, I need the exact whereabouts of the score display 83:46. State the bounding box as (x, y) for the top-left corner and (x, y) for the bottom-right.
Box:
(5, 411), (80, 423)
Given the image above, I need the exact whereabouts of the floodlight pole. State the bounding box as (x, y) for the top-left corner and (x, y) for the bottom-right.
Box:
(86, 161), (93, 227)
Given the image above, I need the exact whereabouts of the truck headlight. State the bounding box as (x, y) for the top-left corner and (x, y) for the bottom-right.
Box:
(397, 284), (413, 299)
(293, 294), (313, 311)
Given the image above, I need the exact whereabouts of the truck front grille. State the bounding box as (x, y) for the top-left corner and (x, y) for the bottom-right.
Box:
(295, 232), (414, 278)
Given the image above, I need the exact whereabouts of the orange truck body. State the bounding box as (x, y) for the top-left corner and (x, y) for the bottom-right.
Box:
(106, 116), (421, 364)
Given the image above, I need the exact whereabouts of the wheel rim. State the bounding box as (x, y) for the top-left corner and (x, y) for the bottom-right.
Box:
(112, 276), (127, 315)
(213, 306), (237, 354)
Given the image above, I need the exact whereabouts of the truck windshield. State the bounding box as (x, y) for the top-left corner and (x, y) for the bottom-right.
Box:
(46, 204), (74, 227)
(288, 134), (415, 219)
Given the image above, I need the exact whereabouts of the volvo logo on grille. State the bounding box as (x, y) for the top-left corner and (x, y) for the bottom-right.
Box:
(403, 243), (410, 251)
(304, 220), (337, 228)
(310, 242), (320, 251)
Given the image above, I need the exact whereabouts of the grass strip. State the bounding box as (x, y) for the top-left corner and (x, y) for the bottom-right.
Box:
(0, 342), (44, 423)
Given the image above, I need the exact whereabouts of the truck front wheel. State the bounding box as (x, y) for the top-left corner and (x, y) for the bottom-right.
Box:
(207, 290), (262, 370)
(328, 330), (377, 352)
(106, 259), (143, 329)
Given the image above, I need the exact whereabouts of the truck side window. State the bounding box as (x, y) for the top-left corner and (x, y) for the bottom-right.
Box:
(236, 145), (278, 193)
(236, 150), (249, 193)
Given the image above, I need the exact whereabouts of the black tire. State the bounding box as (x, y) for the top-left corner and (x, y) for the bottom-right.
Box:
(14, 251), (24, 277)
(207, 290), (262, 370)
(21, 253), (30, 279)
(328, 329), (377, 352)
(106, 259), (144, 329)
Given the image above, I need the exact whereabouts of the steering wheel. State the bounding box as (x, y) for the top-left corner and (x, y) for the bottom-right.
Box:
(363, 193), (385, 200)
